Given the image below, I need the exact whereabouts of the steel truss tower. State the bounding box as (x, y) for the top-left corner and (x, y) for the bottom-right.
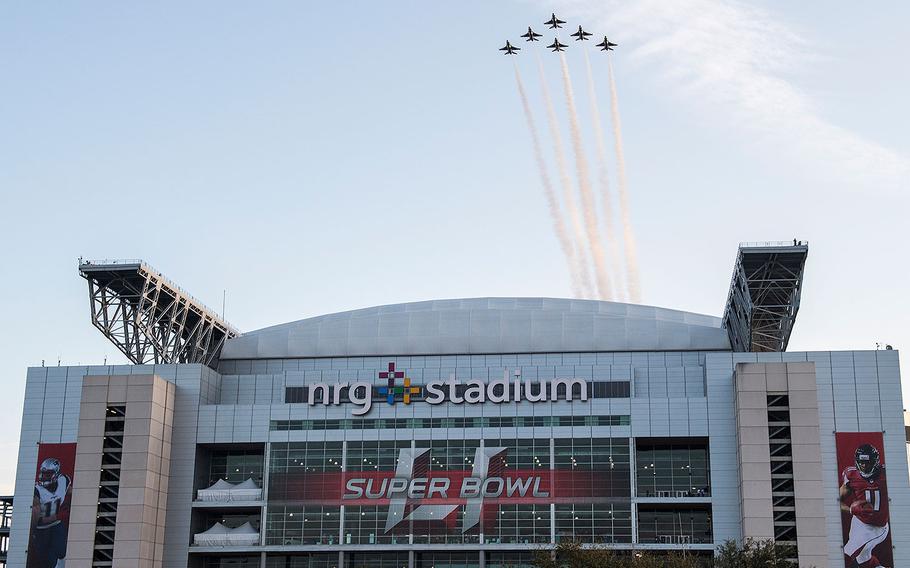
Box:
(79, 259), (239, 368)
(722, 242), (808, 352)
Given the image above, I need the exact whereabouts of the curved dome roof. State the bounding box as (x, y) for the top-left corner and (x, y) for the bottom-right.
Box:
(220, 298), (730, 359)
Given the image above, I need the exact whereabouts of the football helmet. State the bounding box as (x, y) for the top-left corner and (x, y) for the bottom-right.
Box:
(855, 444), (881, 478)
(38, 457), (61, 488)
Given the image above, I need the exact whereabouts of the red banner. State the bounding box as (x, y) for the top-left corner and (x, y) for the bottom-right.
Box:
(836, 432), (893, 567)
(27, 443), (76, 568)
(269, 469), (629, 505)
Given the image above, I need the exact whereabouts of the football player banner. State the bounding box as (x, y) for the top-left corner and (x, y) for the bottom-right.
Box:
(836, 432), (893, 568)
(27, 443), (75, 568)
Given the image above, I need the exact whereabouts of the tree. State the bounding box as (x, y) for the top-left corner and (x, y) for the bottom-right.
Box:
(714, 538), (801, 568)
(532, 539), (805, 568)
(533, 541), (706, 568)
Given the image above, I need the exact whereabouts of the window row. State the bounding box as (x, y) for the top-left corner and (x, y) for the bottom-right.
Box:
(269, 439), (631, 474)
(270, 414), (630, 432)
(201, 552), (562, 568)
(264, 503), (634, 546)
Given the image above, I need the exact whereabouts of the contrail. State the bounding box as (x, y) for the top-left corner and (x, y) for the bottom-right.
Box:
(536, 53), (594, 298)
(513, 62), (583, 298)
(583, 47), (625, 301)
(608, 56), (641, 303)
(558, 52), (613, 301)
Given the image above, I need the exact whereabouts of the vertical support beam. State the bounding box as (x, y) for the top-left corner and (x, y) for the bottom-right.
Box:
(630, 438), (638, 545)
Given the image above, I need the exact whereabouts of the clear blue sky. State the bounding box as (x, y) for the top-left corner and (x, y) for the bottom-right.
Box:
(1, 1), (907, 493)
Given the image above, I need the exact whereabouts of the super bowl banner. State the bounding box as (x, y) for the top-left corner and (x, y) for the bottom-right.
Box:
(27, 442), (76, 568)
(270, 446), (628, 534)
(836, 432), (892, 567)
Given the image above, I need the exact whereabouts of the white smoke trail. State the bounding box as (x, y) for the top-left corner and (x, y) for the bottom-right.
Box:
(536, 53), (595, 298)
(513, 62), (583, 298)
(558, 52), (613, 301)
(582, 47), (625, 302)
(555, 0), (908, 192)
(607, 56), (642, 303)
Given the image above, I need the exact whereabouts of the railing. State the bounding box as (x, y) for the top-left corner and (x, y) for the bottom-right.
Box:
(639, 488), (711, 498)
(638, 534), (711, 545)
(79, 258), (144, 266)
(738, 240), (809, 248)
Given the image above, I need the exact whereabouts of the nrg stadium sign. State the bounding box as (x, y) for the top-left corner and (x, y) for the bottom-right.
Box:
(304, 363), (589, 415)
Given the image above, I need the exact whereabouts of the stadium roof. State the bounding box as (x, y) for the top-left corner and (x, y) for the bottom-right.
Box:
(219, 298), (731, 359)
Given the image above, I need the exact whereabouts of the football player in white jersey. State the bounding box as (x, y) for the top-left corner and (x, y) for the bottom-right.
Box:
(30, 457), (71, 568)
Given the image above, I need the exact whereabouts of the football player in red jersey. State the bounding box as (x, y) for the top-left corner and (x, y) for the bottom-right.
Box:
(840, 444), (890, 568)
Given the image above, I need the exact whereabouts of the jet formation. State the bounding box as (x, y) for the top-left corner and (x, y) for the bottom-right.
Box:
(500, 14), (617, 56)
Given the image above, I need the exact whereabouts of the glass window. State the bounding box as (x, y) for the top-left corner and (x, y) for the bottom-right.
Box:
(636, 440), (710, 497)
(208, 450), (264, 485)
(415, 439), (480, 471)
(346, 441), (411, 472)
(483, 439), (549, 470)
(343, 505), (407, 545)
(268, 442), (344, 504)
(270, 442), (343, 474)
(637, 507), (712, 544)
(483, 504), (551, 544)
(266, 554), (339, 568)
(265, 505), (340, 546)
(199, 512), (260, 531)
(202, 556), (261, 568)
(486, 552), (537, 568)
(285, 387), (306, 403)
(415, 552), (480, 568)
(554, 438), (631, 498)
(347, 553), (409, 568)
(554, 503), (632, 544)
(409, 501), (478, 545)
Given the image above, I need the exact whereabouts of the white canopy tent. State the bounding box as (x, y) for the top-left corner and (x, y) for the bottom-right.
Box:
(194, 522), (260, 546)
(197, 478), (262, 502)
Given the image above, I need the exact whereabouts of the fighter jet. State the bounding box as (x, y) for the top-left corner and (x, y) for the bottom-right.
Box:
(499, 41), (521, 55)
(547, 38), (568, 52)
(596, 36), (618, 51)
(521, 27), (542, 42)
(544, 13), (565, 29)
(570, 26), (592, 41)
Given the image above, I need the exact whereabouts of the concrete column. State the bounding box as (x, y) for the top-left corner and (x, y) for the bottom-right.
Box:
(65, 374), (175, 568)
(261, 442), (270, 548)
(786, 362), (828, 567)
(734, 363), (774, 541)
(734, 362), (829, 568)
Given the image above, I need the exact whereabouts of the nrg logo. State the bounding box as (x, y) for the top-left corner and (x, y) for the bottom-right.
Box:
(377, 363), (420, 405)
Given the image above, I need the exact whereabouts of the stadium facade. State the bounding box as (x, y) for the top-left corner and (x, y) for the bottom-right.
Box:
(7, 244), (909, 568)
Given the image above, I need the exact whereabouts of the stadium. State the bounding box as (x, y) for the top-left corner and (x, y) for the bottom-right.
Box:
(6, 242), (908, 568)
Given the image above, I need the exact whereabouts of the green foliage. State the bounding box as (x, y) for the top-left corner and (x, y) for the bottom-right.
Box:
(714, 538), (800, 568)
(533, 541), (705, 568)
(532, 539), (804, 568)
